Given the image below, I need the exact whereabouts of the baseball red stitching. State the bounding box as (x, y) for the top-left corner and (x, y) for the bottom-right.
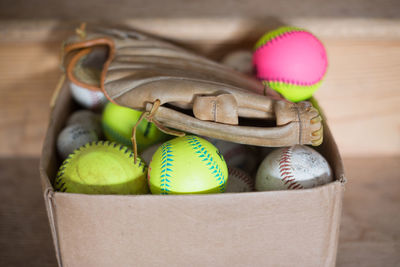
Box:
(278, 147), (303, 190)
(228, 167), (254, 190)
(223, 145), (247, 162)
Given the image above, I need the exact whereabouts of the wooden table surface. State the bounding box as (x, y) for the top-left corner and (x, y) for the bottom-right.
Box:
(0, 20), (399, 266)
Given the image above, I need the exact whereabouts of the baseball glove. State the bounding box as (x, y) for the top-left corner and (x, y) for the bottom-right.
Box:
(62, 24), (323, 153)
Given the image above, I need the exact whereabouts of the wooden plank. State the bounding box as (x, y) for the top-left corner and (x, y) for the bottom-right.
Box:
(0, 0), (399, 22)
(315, 39), (400, 156)
(2, 19), (400, 44)
(0, 43), (60, 157)
(337, 156), (400, 267)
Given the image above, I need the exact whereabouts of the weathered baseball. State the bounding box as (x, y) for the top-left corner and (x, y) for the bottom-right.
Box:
(205, 137), (258, 173)
(255, 145), (333, 191)
(225, 167), (254, 193)
(221, 50), (253, 74)
(57, 124), (99, 159)
(69, 82), (107, 109)
(66, 110), (102, 137)
(68, 46), (108, 109)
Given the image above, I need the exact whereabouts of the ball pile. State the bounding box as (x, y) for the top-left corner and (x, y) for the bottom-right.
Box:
(55, 102), (172, 194)
(55, 26), (334, 195)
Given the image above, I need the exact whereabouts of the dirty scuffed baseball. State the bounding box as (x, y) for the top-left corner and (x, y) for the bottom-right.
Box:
(225, 167), (254, 193)
(66, 109), (102, 137)
(255, 145), (333, 191)
(57, 124), (99, 159)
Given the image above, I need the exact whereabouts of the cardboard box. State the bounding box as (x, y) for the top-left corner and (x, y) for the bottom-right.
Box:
(40, 72), (345, 267)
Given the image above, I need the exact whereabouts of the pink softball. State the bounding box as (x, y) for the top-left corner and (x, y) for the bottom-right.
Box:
(253, 26), (328, 102)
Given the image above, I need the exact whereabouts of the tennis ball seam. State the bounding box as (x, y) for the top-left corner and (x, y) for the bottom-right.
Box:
(102, 106), (164, 151)
(54, 140), (147, 193)
(254, 27), (328, 86)
(142, 121), (152, 137)
(187, 136), (226, 192)
(160, 141), (173, 195)
(102, 121), (132, 147)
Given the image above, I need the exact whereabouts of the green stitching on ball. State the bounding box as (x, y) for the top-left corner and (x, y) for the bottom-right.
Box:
(187, 136), (226, 192)
(264, 79), (324, 102)
(254, 26), (304, 50)
(102, 121), (132, 147)
(160, 142), (173, 195)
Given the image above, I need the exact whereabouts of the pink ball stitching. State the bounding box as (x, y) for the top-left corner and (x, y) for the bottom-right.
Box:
(255, 30), (327, 86)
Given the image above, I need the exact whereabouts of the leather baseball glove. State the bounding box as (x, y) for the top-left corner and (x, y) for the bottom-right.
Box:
(62, 24), (323, 154)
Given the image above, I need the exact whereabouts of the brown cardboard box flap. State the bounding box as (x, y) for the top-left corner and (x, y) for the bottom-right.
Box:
(40, 77), (76, 267)
(52, 182), (343, 267)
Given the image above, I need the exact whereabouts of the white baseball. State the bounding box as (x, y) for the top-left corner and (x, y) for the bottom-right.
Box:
(69, 82), (107, 109)
(221, 50), (253, 74)
(255, 145), (333, 191)
(204, 137), (258, 173)
(225, 167), (254, 193)
(66, 109), (102, 137)
(57, 124), (99, 159)
(139, 142), (162, 165)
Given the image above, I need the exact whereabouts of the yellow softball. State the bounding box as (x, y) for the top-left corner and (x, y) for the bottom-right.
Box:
(54, 141), (149, 195)
(102, 102), (167, 152)
(148, 135), (228, 194)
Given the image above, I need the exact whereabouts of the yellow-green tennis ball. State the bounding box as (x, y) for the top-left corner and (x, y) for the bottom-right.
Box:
(148, 135), (228, 194)
(102, 102), (167, 152)
(54, 141), (149, 195)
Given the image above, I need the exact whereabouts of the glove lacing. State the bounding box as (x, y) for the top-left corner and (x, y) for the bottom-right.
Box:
(131, 99), (185, 163)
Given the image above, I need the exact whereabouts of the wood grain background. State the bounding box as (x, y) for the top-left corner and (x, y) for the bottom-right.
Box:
(1, 0), (400, 20)
(0, 18), (399, 157)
